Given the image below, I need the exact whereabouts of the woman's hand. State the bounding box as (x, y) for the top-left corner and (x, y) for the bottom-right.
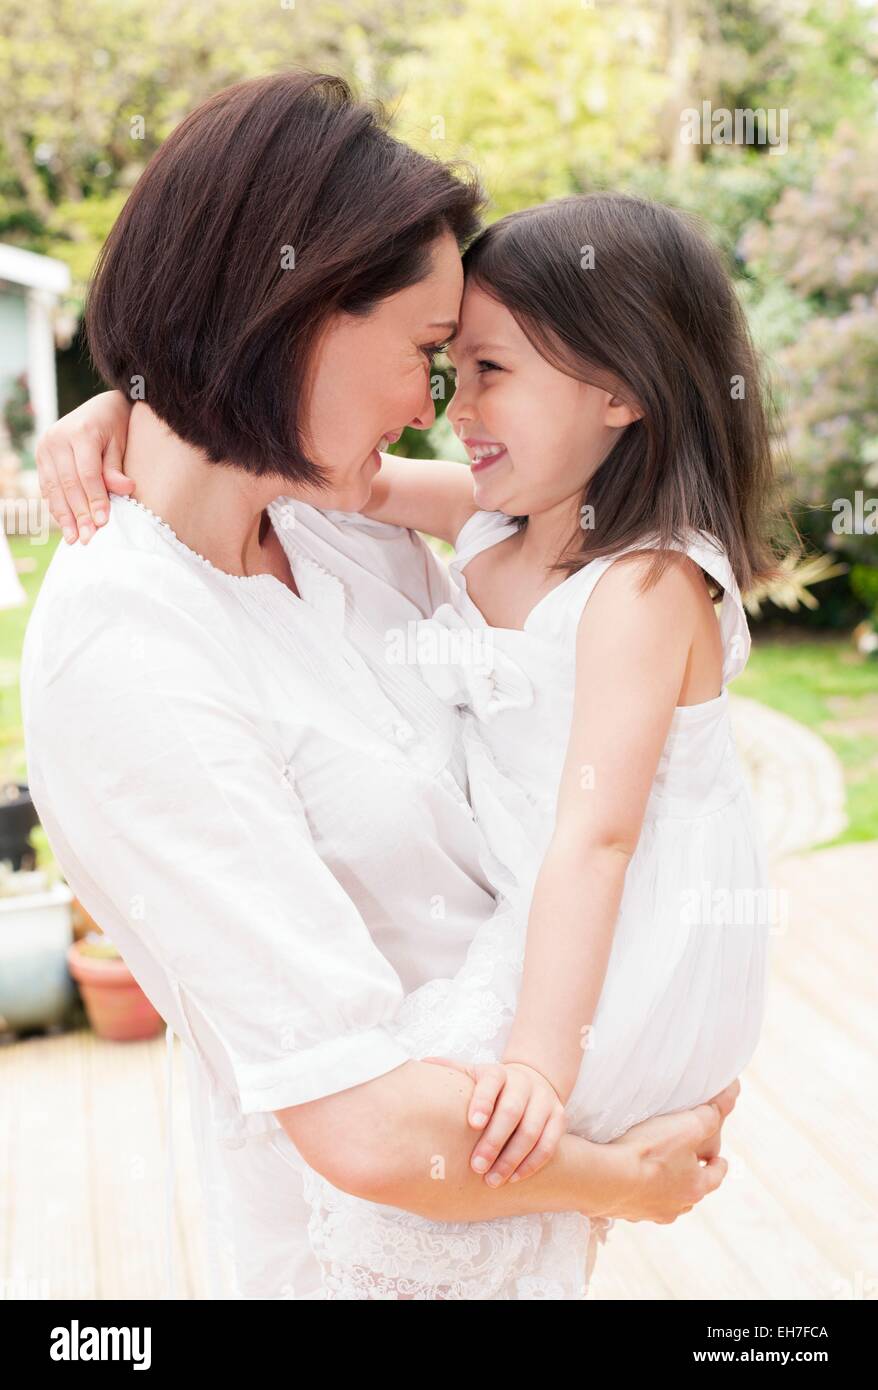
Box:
(602, 1079), (741, 1224)
(36, 389), (134, 543)
(421, 1056), (568, 1186)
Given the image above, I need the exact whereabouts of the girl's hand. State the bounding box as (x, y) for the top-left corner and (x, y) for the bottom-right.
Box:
(36, 390), (134, 544)
(421, 1056), (568, 1186)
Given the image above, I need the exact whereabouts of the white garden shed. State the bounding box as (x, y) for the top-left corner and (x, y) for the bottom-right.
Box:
(0, 243), (71, 441)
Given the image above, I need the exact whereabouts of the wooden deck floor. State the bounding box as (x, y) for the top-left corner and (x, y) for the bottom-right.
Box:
(590, 841), (878, 1300)
(2, 841), (876, 1301)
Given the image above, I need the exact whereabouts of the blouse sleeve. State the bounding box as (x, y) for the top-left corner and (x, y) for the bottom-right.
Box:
(22, 566), (413, 1113)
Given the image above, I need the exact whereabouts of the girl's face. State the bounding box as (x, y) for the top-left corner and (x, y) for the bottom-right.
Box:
(446, 281), (639, 520)
(300, 230), (464, 511)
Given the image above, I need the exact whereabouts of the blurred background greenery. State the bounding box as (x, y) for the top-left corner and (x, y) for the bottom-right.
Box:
(0, 0), (876, 837)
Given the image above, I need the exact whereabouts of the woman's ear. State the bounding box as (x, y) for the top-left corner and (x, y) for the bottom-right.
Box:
(605, 393), (644, 428)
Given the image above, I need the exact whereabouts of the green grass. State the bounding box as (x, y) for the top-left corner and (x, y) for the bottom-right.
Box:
(0, 532), (61, 784)
(735, 634), (878, 845)
(1, 535), (875, 847)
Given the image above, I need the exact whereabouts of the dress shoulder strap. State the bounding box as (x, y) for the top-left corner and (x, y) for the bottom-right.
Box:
(531, 530), (752, 685)
(451, 509), (520, 574)
(677, 531), (751, 684)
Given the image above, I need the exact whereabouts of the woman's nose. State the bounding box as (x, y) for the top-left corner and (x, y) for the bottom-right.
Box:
(409, 375), (438, 432)
(446, 379), (468, 431)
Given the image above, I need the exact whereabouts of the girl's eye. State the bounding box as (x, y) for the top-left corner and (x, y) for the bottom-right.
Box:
(477, 360), (502, 373)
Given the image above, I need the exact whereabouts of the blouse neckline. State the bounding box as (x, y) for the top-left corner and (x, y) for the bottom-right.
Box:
(115, 493), (345, 626)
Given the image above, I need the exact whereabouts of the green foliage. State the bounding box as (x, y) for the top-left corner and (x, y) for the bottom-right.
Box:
(0, 0), (441, 305)
(0, 533), (61, 784)
(391, 1), (669, 213)
(2, 374), (34, 451)
(625, 151), (818, 265)
(734, 636), (878, 844)
(27, 823), (60, 882)
(739, 121), (878, 612)
(1, 0), (876, 632)
(741, 123), (878, 310)
(851, 563), (878, 618)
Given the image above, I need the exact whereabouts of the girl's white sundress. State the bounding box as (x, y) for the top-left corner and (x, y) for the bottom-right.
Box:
(299, 510), (772, 1300)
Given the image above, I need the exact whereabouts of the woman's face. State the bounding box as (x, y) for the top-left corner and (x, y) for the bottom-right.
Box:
(300, 230), (464, 511)
(446, 281), (639, 519)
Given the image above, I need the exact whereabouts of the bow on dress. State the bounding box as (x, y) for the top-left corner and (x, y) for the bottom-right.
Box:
(410, 603), (534, 721)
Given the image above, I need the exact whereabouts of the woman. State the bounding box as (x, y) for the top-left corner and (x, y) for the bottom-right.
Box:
(26, 69), (738, 1300)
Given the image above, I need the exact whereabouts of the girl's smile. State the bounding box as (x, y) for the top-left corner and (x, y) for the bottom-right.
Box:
(464, 438), (508, 473)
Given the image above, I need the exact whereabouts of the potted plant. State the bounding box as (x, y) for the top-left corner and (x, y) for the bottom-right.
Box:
(0, 829), (75, 1034)
(29, 826), (97, 945)
(67, 932), (166, 1042)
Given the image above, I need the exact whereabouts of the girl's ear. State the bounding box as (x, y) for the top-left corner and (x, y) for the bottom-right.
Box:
(605, 393), (644, 428)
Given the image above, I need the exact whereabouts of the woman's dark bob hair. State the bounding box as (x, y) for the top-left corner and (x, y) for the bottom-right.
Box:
(86, 69), (484, 482)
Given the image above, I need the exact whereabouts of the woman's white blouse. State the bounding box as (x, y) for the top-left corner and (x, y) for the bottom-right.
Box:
(21, 493), (498, 1298)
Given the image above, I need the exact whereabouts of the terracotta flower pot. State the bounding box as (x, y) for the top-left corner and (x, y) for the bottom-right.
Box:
(67, 940), (166, 1041)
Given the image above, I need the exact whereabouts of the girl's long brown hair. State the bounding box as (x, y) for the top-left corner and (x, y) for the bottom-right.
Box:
(462, 193), (788, 595)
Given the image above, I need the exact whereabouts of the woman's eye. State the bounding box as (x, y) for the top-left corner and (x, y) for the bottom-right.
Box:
(477, 360), (501, 373)
(421, 341), (450, 362)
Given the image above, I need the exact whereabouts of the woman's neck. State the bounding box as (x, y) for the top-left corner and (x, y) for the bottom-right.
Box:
(121, 403), (287, 577)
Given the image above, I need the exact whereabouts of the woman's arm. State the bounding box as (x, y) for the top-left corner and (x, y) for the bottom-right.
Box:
(362, 451), (477, 545)
(501, 553), (698, 1102)
(275, 1059), (738, 1224)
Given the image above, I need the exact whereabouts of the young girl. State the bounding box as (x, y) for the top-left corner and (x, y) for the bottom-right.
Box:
(39, 193), (778, 1300)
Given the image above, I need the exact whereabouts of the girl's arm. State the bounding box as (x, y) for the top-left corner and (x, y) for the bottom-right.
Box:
(36, 389), (477, 548)
(36, 390), (135, 541)
(363, 451), (477, 545)
(500, 552), (700, 1104)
